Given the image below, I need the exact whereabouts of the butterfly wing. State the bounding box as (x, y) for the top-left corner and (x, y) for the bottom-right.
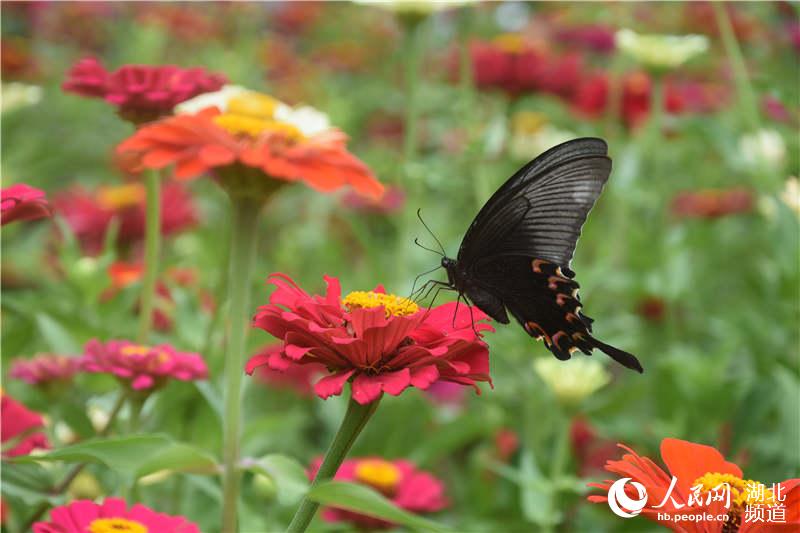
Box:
(458, 137), (611, 268)
(466, 256), (642, 372)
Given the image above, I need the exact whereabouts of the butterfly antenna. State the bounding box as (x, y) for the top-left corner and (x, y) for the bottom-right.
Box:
(416, 209), (447, 256)
(413, 238), (444, 256)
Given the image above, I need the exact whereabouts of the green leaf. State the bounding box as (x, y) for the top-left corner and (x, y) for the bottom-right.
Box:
(35, 313), (81, 354)
(245, 454), (309, 506)
(12, 434), (218, 481)
(0, 462), (60, 506)
(307, 481), (451, 532)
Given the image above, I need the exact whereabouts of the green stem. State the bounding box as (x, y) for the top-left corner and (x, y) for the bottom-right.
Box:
(286, 396), (380, 533)
(712, 1), (760, 132)
(221, 195), (262, 533)
(136, 170), (162, 343)
(402, 18), (424, 170)
(128, 395), (145, 434)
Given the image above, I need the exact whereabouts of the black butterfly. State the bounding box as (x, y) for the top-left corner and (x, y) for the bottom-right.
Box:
(424, 137), (642, 372)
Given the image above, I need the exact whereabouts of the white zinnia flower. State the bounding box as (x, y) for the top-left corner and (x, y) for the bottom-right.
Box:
(615, 29), (709, 70)
(1, 82), (43, 112)
(739, 129), (787, 171)
(533, 357), (611, 405)
(352, 0), (472, 15)
(273, 105), (332, 137)
(780, 177), (800, 217)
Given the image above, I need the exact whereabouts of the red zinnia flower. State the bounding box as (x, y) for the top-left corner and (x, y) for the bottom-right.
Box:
(1, 392), (50, 457)
(249, 344), (326, 396)
(9, 354), (80, 386)
(80, 339), (208, 391)
(671, 188), (755, 219)
(569, 417), (620, 477)
(117, 88), (383, 200)
(1, 183), (52, 226)
(62, 57), (226, 123)
(54, 181), (197, 254)
(33, 497), (199, 533)
(341, 185), (405, 215)
(588, 438), (800, 532)
(308, 457), (448, 529)
(247, 273), (493, 405)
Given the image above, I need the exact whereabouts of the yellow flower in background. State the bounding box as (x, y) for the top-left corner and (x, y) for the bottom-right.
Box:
(615, 29), (708, 71)
(533, 357), (611, 405)
(780, 177), (800, 217)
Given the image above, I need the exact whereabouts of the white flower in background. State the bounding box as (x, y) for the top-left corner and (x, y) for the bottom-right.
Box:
(615, 29), (709, 70)
(274, 105), (332, 137)
(739, 129), (786, 171)
(533, 357), (611, 405)
(352, 0), (473, 15)
(508, 111), (576, 161)
(1, 82), (43, 112)
(175, 84), (250, 115)
(780, 177), (800, 217)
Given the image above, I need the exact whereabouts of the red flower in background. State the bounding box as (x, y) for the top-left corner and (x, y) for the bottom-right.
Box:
(33, 498), (199, 533)
(341, 185), (405, 215)
(470, 37), (584, 98)
(81, 339), (208, 391)
(248, 344), (326, 396)
(62, 57), (227, 123)
(247, 273), (493, 405)
(569, 417), (619, 477)
(1, 392), (50, 457)
(308, 457), (448, 529)
(9, 354), (80, 387)
(555, 24), (616, 54)
(588, 438), (800, 532)
(117, 89), (384, 200)
(54, 181), (197, 254)
(671, 188), (754, 219)
(494, 428), (520, 463)
(1, 184), (52, 226)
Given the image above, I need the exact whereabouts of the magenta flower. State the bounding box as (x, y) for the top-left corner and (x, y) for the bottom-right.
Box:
(33, 498), (199, 533)
(62, 57), (226, 123)
(1, 183), (52, 226)
(80, 339), (208, 390)
(247, 273), (493, 405)
(1, 392), (49, 457)
(309, 457), (448, 529)
(9, 354), (80, 386)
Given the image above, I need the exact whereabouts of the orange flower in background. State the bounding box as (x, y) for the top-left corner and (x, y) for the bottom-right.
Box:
(588, 438), (800, 532)
(117, 87), (384, 200)
(671, 188), (755, 219)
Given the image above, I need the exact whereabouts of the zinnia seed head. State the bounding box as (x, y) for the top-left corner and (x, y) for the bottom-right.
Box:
(342, 291), (420, 317)
(96, 184), (145, 210)
(88, 517), (147, 533)
(354, 459), (402, 494)
(691, 472), (773, 507)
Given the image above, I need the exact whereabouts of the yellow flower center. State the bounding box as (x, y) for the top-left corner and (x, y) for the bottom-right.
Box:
(212, 92), (304, 141)
(120, 345), (151, 357)
(493, 33), (526, 54)
(354, 459), (401, 494)
(512, 111), (548, 135)
(88, 518), (148, 533)
(342, 291), (419, 318)
(96, 184), (146, 210)
(691, 472), (774, 508)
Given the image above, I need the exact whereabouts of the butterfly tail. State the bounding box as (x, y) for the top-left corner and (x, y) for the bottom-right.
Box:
(591, 337), (643, 373)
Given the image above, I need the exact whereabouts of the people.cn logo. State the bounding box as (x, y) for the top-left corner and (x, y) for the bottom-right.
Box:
(607, 478), (649, 518)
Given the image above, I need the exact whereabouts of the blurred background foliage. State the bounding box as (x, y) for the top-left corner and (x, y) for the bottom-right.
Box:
(1, 1), (798, 532)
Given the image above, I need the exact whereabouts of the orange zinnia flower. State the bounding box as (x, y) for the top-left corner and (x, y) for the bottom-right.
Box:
(116, 87), (383, 200)
(588, 438), (800, 532)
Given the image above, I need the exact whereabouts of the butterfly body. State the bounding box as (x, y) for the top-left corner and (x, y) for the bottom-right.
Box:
(440, 138), (643, 373)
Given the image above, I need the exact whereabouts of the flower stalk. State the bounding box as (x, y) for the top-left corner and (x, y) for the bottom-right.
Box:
(286, 395), (381, 533)
(221, 194), (263, 533)
(136, 170), (162, 343)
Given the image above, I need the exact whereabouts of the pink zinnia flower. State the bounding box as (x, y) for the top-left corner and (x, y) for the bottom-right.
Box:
(248, 344), (326, 397)
(33, 497), (199, 533)
(247, 273), (493, 405)
(9, 354), (80, 386)
(1, 183), (52, 226)
(308, 457), (448, 529)
(62, 57), (227, 123)
(80, 339), (208, 390)
(54, 181), (197, 254)
(1, 392), (49, 457)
